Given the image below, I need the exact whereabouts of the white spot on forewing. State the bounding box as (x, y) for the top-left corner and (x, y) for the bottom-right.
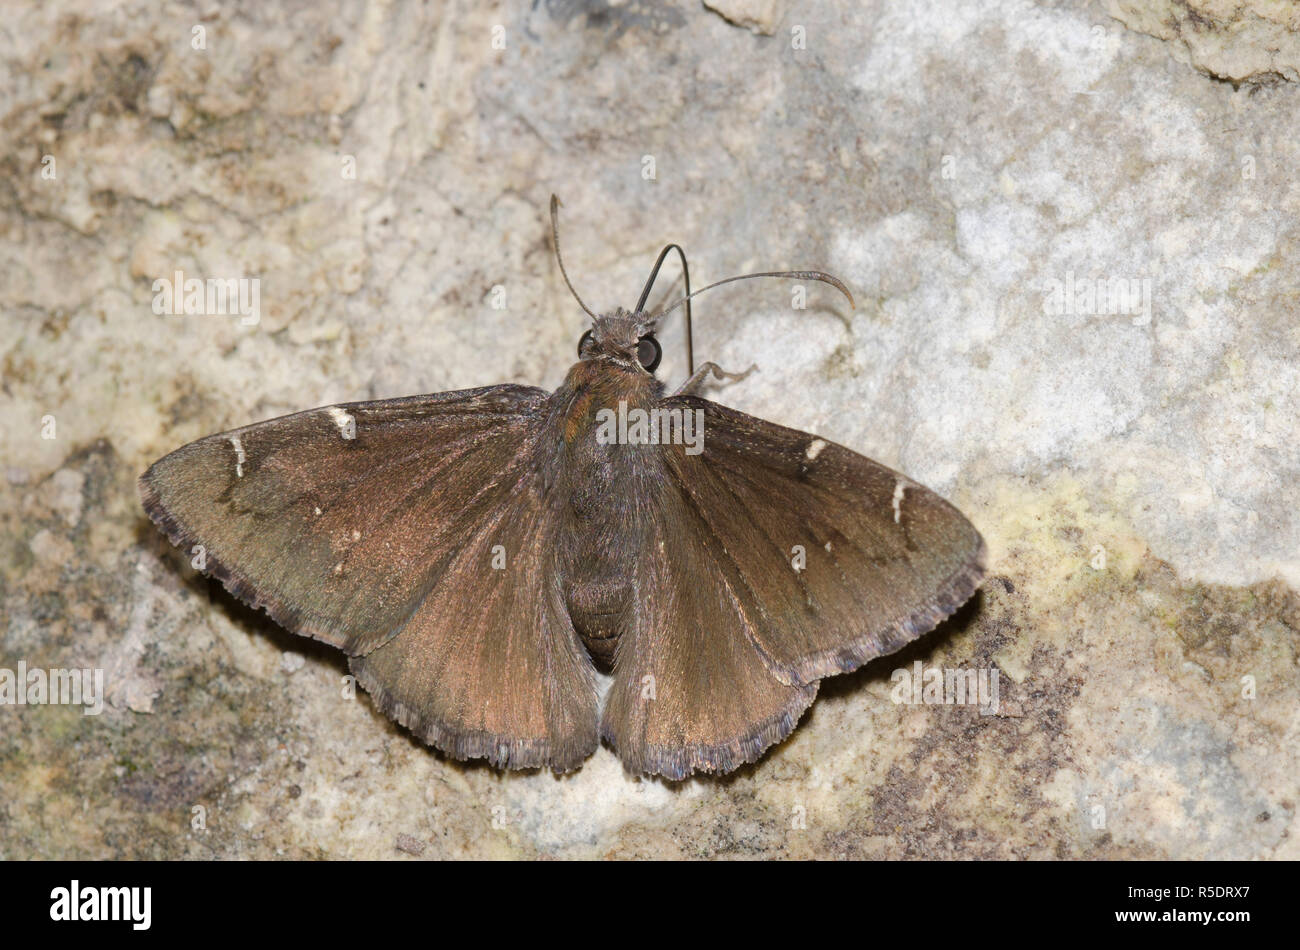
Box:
(351, 529), (361, 541)
(229, 436), (246, 478)
(893, 479), (907, 524)
(805, 438), (827, 461)
(327, 406), (356, 439)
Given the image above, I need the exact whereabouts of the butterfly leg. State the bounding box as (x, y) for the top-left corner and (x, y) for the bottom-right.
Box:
(673, 360), (756, 397)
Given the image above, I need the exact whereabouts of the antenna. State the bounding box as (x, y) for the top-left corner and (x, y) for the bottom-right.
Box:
(650, 270), (854, 323)
(549, 195), (597, 320)
(635, 243), (694, 375)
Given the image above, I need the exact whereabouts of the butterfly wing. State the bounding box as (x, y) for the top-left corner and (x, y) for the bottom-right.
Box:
(140, 384), (598, 771)
(602, 394), (985, 778)
(347, 493), (598, 771)
(600, 495), (818, 779)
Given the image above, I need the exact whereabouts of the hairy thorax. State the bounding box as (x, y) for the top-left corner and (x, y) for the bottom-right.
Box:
(553, 358), (664, 669)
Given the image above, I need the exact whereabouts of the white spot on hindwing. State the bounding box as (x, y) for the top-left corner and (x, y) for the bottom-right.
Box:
(327, 406), (356, 440)
(893, 479), (906, 524)
(805, 438), (827, 461)
(229, 436), (246, 477)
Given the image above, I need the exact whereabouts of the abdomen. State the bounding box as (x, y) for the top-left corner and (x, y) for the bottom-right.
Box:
(553, 362), (659, 670)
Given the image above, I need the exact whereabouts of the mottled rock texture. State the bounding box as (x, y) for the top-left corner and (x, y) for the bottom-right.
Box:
(1, 0), (1296, 859)
(1107, 0), (1300, 84)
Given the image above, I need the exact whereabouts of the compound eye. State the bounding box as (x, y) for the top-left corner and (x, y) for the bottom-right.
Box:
(577, 329), (594, 357)
(637, 335), (662, 372)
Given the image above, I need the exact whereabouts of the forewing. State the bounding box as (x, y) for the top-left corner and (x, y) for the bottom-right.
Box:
(141, 383), (598, 771)
(140, 385), (547, 654)
(657, 395), (986, 687)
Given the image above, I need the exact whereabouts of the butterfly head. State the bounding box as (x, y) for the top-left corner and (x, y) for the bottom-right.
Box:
(549, 194), (852, 382)
(576, 308), (662, 374)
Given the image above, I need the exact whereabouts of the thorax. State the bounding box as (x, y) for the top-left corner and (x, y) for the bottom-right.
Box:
(550, 358), (664, 667)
